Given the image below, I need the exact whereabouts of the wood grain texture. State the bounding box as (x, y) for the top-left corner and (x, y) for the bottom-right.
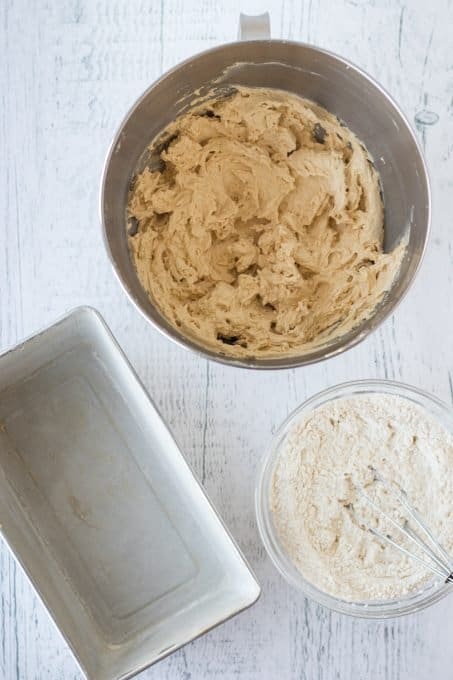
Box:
(1, 0), (452, 678)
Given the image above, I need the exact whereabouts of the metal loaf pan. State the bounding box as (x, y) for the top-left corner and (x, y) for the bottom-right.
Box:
(0, 307), (260, 680)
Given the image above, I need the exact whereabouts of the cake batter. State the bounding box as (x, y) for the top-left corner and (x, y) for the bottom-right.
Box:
(128, 87), (405, 358)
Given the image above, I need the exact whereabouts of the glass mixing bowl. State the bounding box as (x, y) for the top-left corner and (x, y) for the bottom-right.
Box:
(255, 379), (453, 618)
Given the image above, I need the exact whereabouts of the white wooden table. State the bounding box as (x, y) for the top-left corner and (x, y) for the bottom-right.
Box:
(1, 1), (452, 678)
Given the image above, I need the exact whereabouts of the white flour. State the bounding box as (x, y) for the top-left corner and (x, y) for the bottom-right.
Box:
(270, 394), (453, 601)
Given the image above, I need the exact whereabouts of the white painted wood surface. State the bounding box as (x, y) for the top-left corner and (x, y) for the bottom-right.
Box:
(1, 0), (452, 678)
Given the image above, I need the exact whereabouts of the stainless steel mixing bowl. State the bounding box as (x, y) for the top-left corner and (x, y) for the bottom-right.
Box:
(100, 17), (430, 369)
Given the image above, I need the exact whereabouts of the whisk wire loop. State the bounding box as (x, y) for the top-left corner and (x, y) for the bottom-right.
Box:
(349, 467), (453, 584)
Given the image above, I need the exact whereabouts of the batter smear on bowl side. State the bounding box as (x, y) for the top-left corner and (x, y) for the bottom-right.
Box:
(127, 87), (405, 358)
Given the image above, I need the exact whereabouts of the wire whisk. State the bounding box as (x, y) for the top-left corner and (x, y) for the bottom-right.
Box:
(347, 466), (453, 584)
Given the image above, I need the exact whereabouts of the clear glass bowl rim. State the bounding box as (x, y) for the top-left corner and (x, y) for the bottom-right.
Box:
(255, 378), (453, 618)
